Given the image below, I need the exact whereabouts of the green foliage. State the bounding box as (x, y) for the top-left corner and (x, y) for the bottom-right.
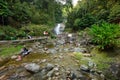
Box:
(109, 3), (120, 23)
(91, 48), (115, 71)
(16, 30), (26, 38)
(73, 14), (96, 30)
(66, 0), (120, 31)
(0, 26), (17, 40)
(0, 0), (62, 27)
(90, 22), (120, 49)
(21, 24), (51, 36)
(0, 25), (27, 40)
(0, 45), (23, 57)
(11, 1), (30, 23)
(0, 29), (5, 40)
(0, 0), (11, 16)
(74, 49), (115, 71)
(31, 11), (49, 24)
(0, 0), (12, 25)
(54, 3), (63, 23)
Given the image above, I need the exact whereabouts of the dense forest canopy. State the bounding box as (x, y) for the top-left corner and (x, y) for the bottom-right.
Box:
(0, 0), (70, 40)
(0, 0), (120, 41)
(66, 0), (120, 30)
(0, 0), (66, 27)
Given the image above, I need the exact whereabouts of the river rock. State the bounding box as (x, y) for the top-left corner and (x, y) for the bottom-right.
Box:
(80, 65), (90, 72)
(41, 59), (47, 63)
(46, 69), (55, 77)
(24, 63), (40, 73)
(46, 63), (54, 71)
(88, 61), (96, 68)
(106, 63), (120, 79)
(57, 39), (65, 45)
(48, 49), (57, 54)
(64, 48), (69, 52)
(55, 72), (60, 76)
(73, 47), (87, 53)
(11, 55), (17, 59)
(41, 69), (47, 76)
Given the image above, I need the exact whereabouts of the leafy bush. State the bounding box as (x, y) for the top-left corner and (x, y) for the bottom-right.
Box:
(16, 30), (27, 38)
(0, 26), (17, 40)
(73, 14), (96, 30)
(31, 12), (49, 24)
(21, 24), (51, 36)
(108, 3), (120, 22)
(90, 22), (120, 50)
(0, 29), (5, 40)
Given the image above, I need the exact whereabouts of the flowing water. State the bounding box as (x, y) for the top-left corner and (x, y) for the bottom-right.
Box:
(54, 23), (65, 35)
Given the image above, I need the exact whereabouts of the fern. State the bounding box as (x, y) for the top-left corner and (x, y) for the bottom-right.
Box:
(90, 22), (120, 50)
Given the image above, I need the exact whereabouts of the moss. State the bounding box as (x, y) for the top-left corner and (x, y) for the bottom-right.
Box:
(91, 48), (115, 70)
(0, 45), (23, 58)
(73, 52), (89, 66)
(73, 48), (115, 71)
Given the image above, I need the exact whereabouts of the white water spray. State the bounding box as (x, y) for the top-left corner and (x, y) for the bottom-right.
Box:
(54, 23), (65, 35)
(54, 24), (61, 35)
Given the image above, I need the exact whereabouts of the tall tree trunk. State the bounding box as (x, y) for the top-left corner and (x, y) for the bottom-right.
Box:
(2, 16), (4, 25)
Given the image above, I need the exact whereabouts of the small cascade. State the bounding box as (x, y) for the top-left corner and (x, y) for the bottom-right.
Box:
(54, 24), (61, 35)
(54, 23), (65, 35)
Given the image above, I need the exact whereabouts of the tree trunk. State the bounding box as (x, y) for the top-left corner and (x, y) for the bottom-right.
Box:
(2, 16), (4, 25)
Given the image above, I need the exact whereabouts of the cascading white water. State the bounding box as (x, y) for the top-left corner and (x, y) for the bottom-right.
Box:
(54, 23), (61, 35)
(54, 23), (65, 35)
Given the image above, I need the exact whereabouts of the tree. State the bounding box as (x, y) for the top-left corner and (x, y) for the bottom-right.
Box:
(109, 3), (120, 23)
(0, 0), (12, 25)
(66, 0), (120, 31)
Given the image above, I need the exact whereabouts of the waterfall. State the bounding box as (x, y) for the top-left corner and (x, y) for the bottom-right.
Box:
(54, 23), (65, 35)
(54, 24), (61, 35)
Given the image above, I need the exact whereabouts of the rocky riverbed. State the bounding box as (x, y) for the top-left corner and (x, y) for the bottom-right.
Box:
(0, 33), (120, 80)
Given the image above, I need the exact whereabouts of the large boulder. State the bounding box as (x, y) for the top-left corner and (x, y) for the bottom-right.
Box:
(24, 63), (40, 73)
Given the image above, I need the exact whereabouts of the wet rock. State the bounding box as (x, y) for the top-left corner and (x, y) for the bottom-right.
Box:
(48, 49), (57, 54)
(44, 47), (48, 51)
(55, 72), (60, 76)
(41, 59), (47, 63)
(80, 65), (90, 72)
(88, 61), (96, 69)
(66, 70), (77, 80)
(73, 47), (86, 53)
(46, 63), (54, 71)
(46, 69), (55, 77)
(100, 73), (105, 80)
(83, 53), (92, 57)
(0, 75), (7, 80)
(0, 66), (6, 72)
(70, 72), (77, 80)
(24, 63), (40, 73)
(57, 39), (65, 45)
(41, 69), (47, 77)
(11, 55), (18, 59)
(64, 48), (69, 52)
(59, 55), (63, 59)
(54, 67), (59, 71)
(105, 63), (120, 80)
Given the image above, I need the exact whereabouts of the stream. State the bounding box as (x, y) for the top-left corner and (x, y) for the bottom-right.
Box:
(0, 24), (105, 80)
